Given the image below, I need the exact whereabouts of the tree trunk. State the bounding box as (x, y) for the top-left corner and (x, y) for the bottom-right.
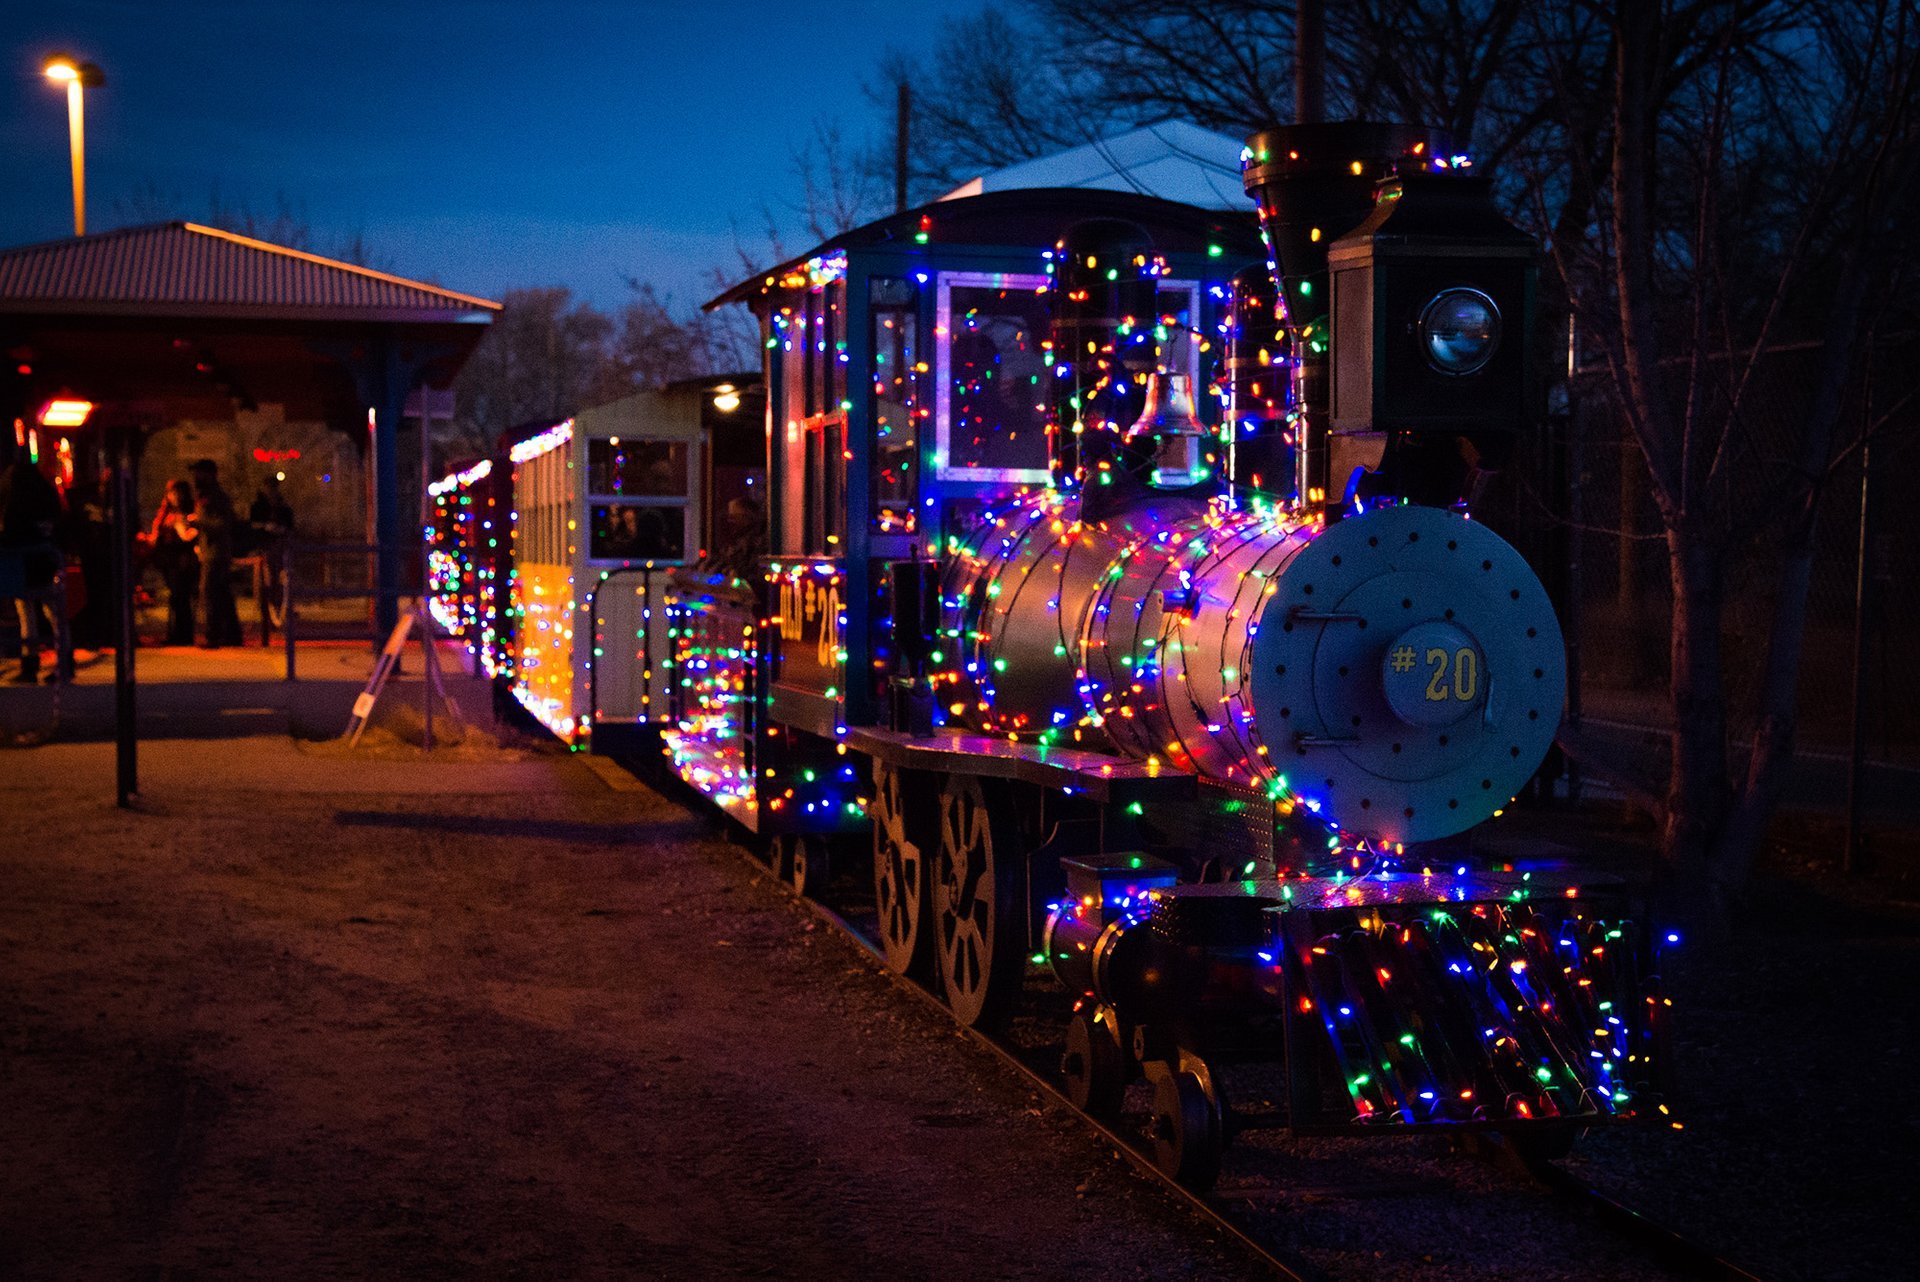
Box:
(1714, 539), (1813, 892)
(1663, 524), (1730, 881)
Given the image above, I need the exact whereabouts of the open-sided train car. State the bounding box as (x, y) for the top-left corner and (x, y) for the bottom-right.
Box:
(455, 125), (1672, 1188)
(424, 375), (764, 748)
(427, 451), (516, 670)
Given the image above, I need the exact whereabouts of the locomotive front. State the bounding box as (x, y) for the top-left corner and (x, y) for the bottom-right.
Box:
(903, 125), (1665, 1184)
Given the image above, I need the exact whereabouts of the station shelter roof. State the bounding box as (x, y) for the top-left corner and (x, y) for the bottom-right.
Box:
(1, 222), (498, 428)
(0, 220), (501, 637)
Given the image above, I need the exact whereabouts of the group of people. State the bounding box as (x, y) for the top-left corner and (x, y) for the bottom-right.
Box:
(0, 438), (71, 684)
(145, 460), (294, 651)
(1, 444), (295, 684)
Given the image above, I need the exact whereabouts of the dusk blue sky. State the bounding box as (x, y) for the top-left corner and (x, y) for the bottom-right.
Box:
(2, 1), (980, 312)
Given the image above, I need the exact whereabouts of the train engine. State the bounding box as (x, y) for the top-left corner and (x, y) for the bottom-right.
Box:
(668, 121), (1669, 1187)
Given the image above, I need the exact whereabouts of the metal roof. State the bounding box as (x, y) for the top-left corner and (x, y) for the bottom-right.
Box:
(938, 121), (1250, 211)
(0, 221), (501, 322)
(707, 186), (1260, 309)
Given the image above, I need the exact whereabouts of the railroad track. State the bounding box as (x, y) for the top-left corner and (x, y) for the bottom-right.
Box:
(646, 766), (1765, 1281)
(802, 892), (1331, 1282)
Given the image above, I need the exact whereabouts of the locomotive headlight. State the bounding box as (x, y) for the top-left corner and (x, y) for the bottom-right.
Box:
(1419, 287), (1501, 375)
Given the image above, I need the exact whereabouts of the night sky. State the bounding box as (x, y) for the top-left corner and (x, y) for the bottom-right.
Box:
(1, 1), (978, 311)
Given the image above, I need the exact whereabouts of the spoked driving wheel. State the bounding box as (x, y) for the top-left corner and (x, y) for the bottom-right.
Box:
(934, 775), (1025, 1030)
(872, 762), (935, 978)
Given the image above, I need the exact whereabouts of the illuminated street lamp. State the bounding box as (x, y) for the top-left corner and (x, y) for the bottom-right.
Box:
(42, 52), (105, 237)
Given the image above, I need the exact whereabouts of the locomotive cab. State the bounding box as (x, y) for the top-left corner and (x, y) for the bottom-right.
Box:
(664, 190), (1263, 847)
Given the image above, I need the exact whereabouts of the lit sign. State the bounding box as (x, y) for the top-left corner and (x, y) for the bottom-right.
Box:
(38, 399), (92, 428)
(253, 447), (303, 463)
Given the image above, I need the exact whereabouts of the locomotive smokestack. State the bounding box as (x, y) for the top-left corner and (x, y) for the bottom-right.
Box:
(1294, 0), (1326, 125)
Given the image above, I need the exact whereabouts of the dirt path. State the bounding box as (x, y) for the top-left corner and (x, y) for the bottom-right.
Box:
(0, 748), (1253, 1279)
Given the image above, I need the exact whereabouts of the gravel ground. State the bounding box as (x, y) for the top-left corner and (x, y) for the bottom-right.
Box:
(4, 729), (1912, 1280)
(0, 740), (1257, 1280)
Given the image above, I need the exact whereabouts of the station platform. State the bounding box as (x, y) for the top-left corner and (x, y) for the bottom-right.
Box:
(0, 639), (487, 748)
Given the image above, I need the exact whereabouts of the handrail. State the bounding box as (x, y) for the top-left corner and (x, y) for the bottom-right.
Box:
(279, 539), (417, 681)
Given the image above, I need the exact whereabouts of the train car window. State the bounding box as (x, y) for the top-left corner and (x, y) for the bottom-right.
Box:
(804, 292), (824, 418)
(801, 411), (847, 555)
(779, 304), (809, 425)
(870, 277), (919, 534)
(587, 439), (689, 497)
(1156, 281), (1206, 391)
(934, 272), (1052, 483)
(589, 502), (685, 561)
(777, 412), (804, 555)
(821, 281), (845, 414)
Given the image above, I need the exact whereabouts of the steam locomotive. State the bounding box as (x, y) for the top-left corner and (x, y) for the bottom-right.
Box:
(432, 121), (1668, 1188)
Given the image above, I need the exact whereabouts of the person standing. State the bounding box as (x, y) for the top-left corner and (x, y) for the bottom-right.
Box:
(147, 479), (199, 646)
(247, 474), (295, 645)
(183, 459), (242, 648)
(1, 436), (66, 683)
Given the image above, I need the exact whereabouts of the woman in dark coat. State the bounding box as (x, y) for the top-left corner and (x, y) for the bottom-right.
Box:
(148, 479), (199, 646)
(184, 460), (242, 648)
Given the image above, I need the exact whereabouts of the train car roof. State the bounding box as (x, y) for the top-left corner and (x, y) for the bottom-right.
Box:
(706, 187), (1261, 311)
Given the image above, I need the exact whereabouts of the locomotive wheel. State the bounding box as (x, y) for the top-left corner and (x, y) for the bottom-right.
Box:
(766, 833), (794, 882)
(1146, 1060), (1223, 1190)
(934, 776), (1024, 1030)
(789, 834), (831, 900)
(872, 763), (935, 978)
(1062, 1006), (1128, 1118)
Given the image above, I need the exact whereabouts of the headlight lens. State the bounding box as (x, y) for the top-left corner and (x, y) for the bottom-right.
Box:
(1420, 288), (1501, 375)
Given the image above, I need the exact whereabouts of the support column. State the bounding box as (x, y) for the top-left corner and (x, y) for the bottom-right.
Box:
(371, 340), (411, 639)
(110, 425), (139, 807)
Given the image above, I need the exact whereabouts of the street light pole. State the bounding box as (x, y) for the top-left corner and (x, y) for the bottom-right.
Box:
(43, 53), (105, 237)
